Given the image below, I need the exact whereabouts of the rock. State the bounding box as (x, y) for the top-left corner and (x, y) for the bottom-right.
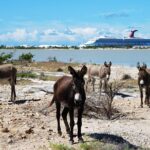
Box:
(25, 127), (34, 134)
(48, 129), (53, 132)
(41, 126), (45, 129)
(2, 127), (9, 133)
(7, 138), (13, 144)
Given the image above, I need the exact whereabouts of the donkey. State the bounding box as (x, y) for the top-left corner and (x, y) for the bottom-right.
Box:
(0, 64), (17, 101)
(137, 62), (150, 107)
(86, 61), (112, 95)
(49, 65), (87, 144)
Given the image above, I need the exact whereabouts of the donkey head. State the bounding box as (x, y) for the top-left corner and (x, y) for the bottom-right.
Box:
(137, 62), (148, 87)
(104, 61), (112, 80)
(68, 65), (87, 105)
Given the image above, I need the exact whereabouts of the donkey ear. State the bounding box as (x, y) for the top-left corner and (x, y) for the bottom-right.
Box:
(137, 62), (140, 69)
(68, 66), (77, 76)
(104, 61), (107, 66)
(80, 65), (87, 76)
(109, 61), (112, 66)
(143, 63), (147, 69)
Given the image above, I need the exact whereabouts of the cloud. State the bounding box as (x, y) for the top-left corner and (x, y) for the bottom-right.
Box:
(71, 27), (97, 36)
(100, 11), (129, 18)
(0, 24), (149, 45)
(42, 29), (58, 36)
(0, 29), (38, 42)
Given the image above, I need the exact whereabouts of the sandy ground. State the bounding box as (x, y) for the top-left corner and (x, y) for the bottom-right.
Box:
(0, 65), (150, 150)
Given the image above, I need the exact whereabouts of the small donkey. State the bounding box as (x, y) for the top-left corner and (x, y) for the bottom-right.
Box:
(86, 61), (112, 94)
(49, 65), (87, 144)
(137, 62), (150, 107)
(0, 64), (17, 101)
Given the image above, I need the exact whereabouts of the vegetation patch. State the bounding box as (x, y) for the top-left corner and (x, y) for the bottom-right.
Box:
(17, 72), (37, 78)
(0, 52), (13, 64)
(19, 52), (34, 63)
(49, 143), (74, 150)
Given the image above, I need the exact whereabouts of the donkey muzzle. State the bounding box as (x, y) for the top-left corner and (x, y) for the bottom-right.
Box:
(106, 74), (110, 80)
(74, 93), (82, 106)
(140, 80), (144, 85)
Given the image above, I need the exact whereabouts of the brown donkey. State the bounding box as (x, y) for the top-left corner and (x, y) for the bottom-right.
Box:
(49, 65), (87, 144)
(137, 62), (150, 107)
(0, 64), (17, 101)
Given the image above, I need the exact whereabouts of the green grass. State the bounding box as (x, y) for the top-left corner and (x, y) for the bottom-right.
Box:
(49, 143), (75, 150)
(17, 72), (37, 78)
(49, 141), (139, 150)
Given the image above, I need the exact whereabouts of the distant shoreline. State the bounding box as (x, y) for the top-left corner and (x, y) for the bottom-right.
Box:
(1, 48), (150, 51)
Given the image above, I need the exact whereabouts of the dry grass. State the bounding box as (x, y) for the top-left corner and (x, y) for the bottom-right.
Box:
(28, 62), (79, 72)
(121, 79), (138, 88)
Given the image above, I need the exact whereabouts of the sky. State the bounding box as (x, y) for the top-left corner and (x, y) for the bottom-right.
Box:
(0, 0), (150, 46)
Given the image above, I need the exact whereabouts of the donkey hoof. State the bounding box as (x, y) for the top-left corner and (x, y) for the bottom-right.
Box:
(58, 130), (62, 136)
(69, 140), (74, 145)
(66, 130), (70, 135)
(78, 137), (84, 143)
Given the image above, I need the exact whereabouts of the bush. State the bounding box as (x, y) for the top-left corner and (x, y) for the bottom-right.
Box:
(0, 52), (13, 64)
(17, 72), (37, 78)
(19, 52), (34, 63)
(122, 74), (132, 80)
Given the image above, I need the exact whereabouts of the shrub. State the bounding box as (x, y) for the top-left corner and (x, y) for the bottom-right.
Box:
(121, 74), (132, 80)
(19, 52), (34, 63)
(0, 52), (13, 64)
(49, 143), (74, 150)
(17, 72), (37, 78)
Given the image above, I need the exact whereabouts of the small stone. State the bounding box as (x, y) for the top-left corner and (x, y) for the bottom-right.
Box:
(25, 127), (34, 134)
(7, 138), (13, 144)
(41, 126), (45, 129)
(48, 129), (53, 132)
(2, 127), (9, 133)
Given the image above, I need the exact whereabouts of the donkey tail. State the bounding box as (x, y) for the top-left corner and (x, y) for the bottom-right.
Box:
(49, 97), (55, 107)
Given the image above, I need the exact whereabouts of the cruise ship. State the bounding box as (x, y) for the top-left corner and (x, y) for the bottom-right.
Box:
(82, 30), (150, 47)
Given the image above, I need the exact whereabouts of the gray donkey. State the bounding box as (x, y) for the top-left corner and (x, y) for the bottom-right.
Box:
(86, 61), (112, 95)
(0, 64), (17, 101)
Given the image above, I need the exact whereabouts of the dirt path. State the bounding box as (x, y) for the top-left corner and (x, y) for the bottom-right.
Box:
(0, 81), (150, 150)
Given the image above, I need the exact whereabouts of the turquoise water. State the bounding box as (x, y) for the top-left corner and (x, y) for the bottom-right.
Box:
(0, 49), (150, 66)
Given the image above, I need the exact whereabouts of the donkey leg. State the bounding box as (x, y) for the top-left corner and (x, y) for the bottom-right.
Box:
(12, 83), (16, 101)
(14, 85), (16, 100)
(62, 107), (70, 134)
(92, 78), (95, 92)
(85, 79), (89, 92)
(104, 78), (108, 92)
(139, 87), (143, 108)
(77, 107), (84, 143)
(145, 87), (150, 107)
(8, 79), (13, 102)
(13, 77), (16, 100)
(99, 79), (102, 99)
(69, 108), (74, 144)
(56, 102), (62, 135)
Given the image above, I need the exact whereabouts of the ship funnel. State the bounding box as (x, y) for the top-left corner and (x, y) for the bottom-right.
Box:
(129, 30), (138, 38)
